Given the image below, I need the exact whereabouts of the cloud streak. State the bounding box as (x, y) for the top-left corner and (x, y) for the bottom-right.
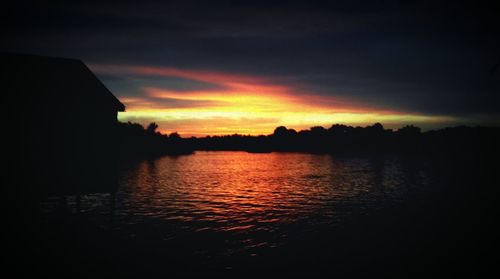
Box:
(5, 1), (499, 135)
(91, 63), (463, 136)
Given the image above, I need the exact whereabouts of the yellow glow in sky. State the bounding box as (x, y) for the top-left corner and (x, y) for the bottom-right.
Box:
(92, 63), (460, 136)
(118, 88), (456, 136)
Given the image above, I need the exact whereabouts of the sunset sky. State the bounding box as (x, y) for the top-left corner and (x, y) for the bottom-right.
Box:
(3, 1), (499, 136)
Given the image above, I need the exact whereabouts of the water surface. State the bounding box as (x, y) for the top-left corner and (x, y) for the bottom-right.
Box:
(43, 151), (440, 270)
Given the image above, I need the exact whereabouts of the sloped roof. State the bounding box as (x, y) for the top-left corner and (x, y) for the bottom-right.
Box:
(2, 53), (125, 112)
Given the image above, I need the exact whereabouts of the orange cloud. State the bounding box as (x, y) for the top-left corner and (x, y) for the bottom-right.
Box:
(91, 64), (458, 136)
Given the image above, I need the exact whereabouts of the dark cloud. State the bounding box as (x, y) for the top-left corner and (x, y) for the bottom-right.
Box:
(3, 0), (499, 121)
(100, 74), (227, 98)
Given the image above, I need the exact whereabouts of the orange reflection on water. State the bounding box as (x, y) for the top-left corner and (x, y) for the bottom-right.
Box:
(118, 151), (402, 234)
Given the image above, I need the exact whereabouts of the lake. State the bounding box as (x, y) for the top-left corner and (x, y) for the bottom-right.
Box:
(38, 151), (488, 276)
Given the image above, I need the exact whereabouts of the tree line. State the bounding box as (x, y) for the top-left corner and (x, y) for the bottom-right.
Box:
(117, 122), (500, 158)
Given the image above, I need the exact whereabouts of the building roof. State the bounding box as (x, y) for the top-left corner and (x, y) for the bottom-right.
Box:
(2, 53), (125, 112)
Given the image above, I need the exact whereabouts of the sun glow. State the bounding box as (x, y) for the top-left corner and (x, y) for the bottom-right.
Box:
(118, 109), (454, 136)
(118, 92), (455, 136)
(91, 64), (458, 136)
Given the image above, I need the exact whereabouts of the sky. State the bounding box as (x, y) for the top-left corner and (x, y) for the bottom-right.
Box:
(3, 1), (499, 136)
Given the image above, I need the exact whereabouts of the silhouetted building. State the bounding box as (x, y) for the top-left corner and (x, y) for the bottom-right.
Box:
(3, 53), (125, 197)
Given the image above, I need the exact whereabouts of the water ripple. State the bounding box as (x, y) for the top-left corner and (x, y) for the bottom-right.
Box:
(43, 151), (434, 261)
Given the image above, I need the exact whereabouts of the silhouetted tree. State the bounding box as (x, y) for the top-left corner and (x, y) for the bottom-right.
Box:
(146, 122), (159, 134)
(397, 125), (421, 136)
(116, 122), (193, 159)
(371, 123), (384, 131)
(310, 126), (327, 134)
(328, 124), (351, 135)
(169, 132), (181, 140)
(273, 126), (289, 137)
(116, 121), (499, 157)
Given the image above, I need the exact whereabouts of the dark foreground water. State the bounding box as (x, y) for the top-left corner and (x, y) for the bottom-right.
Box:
(35, 151), (496, 276)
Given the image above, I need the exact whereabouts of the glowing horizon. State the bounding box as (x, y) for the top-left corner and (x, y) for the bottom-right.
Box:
(91, 64), (461, 137)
